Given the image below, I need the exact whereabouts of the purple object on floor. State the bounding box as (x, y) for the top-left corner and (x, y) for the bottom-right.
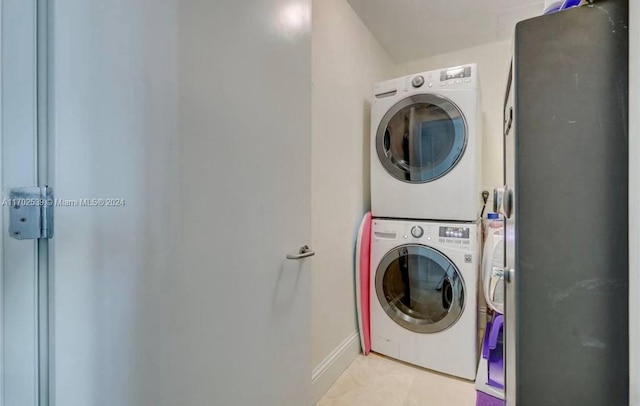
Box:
(477, 391), (505, 406)
(561, 0), (581, 10)
(477, 315), (505, 406)
(482, 315), (504, 390)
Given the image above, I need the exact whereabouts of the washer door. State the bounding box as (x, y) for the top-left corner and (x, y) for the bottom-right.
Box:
(376, 94), (467, 183)
(376, 244), (465, 334)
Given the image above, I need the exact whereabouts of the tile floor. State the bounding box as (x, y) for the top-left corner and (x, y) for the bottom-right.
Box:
(317, 353), (476, 406)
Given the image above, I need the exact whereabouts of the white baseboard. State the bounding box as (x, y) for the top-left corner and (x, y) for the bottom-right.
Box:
(312, 331), (361, 404)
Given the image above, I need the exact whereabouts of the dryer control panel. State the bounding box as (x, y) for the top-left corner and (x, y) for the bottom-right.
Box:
(439, 65), (475, 88)
(372, 63), (478, 98)
(440, 66), (473, 81)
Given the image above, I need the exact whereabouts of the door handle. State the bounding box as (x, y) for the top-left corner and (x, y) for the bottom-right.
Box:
(505, 268), (515, 283)
(286, 245), (315, 260)
(492, 267), (514, 283)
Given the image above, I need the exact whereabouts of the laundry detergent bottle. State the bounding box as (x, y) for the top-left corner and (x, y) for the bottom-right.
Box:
(543, 0), (582, 14)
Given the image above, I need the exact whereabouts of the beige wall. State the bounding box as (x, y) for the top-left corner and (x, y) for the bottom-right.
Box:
(311, 0), (394, 400)
(397, 40), (513, 194)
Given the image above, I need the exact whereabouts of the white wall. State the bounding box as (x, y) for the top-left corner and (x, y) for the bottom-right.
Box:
(396, 40), (513, 195)
(630, 1), (639, 404)
(311, 0), (394, 401)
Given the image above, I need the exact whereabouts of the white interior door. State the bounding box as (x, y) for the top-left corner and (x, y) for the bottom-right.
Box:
(3, 1), (312, 405)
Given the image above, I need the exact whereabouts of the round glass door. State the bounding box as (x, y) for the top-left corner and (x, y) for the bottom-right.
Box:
(376, 94), (467, 183)
(375, 245), (465, 334)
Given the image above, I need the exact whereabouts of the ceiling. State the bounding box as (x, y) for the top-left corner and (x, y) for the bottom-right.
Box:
(346, 0), (544, 63)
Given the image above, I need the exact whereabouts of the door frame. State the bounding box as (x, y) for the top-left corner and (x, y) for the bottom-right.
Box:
(630, 1), (639, 404)
(1, 0), (51, 405)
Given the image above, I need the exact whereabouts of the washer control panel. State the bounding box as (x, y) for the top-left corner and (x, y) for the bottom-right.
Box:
(438, 226), (472, 246)
(372, 220), (478, 250)
(439, 226), (470, 239)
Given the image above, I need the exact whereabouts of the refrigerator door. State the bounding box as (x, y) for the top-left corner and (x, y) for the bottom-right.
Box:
(510, 1), (629, 405)
(502, 61), (516, 406)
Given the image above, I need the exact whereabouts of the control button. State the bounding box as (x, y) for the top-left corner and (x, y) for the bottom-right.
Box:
(454, 239), (462, 244)
(463, 240), (470, 245)
(448, 80), (454, 86)
(464, 78), (471, 83)
(455, 79), (463, 84)
(412, 76), (425, 88)
(439, 238), (446, 243)
(446, 239), (454, 244)
(404, 235), (408, 239)
(411, 226), (424, 238)
(439, 82), (446, 87)
(428, 82), (433, 88)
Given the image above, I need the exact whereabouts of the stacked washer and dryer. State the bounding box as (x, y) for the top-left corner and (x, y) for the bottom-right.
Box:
(367, 64), (483, 380)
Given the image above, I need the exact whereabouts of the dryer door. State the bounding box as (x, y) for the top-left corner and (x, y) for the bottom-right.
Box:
(376, 94), (467, 183)
(375, 244), (465, 334)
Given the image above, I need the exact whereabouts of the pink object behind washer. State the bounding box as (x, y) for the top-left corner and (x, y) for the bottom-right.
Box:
(355, 212), (372, 355)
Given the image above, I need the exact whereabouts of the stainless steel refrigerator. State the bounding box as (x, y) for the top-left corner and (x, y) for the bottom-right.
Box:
(499, 1), (629, 404)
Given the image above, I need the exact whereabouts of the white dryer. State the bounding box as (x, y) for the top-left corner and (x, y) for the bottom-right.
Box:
(371, 64), (482, 221)
(370, 219), (480, 380)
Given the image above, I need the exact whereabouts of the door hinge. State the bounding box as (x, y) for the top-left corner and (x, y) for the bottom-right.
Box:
(7, 186), (54, 240)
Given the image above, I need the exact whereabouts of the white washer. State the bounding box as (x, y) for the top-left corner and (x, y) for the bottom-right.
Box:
(371, 64), (482, 221)
(370, 218), (480, 380)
